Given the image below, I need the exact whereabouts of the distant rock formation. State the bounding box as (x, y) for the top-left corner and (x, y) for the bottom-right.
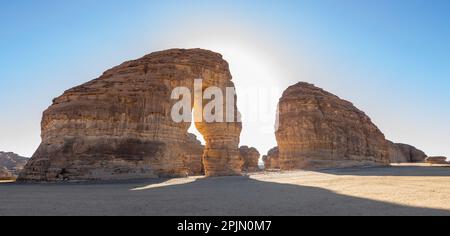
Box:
(262, 147), (279, 170)
(387, 141), (427, 163)
(275, 82), (390, 170)
(18, 49), (242, 182)
(0, 152), (28, 179)
(0, 167), (13, 180)
(425, 156), (449, 164)
(239, 146), (260, 172)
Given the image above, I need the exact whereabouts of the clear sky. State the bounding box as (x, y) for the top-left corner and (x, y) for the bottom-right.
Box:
(1, 0), (449, 158)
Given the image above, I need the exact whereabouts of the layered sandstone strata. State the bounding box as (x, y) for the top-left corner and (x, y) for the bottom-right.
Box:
(387, 141), (427, 163)
(239, 146), (260, 172)
(262, 147), (279, 170)
(276, 82), (390, 170)
(18, 49), (242, 182)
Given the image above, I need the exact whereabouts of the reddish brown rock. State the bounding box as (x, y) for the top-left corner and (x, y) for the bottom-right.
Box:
(18, 49), (241, 182)
(262, 147), (280, 170)
(239, 146), (260, 172)
(276, 82), (390, 170)
(387, 141), (427, 163)
(425, 156), (449, 164)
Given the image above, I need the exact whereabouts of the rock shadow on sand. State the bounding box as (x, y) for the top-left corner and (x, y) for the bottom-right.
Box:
(128, 175), (450, 216)
(1, 173), (450, 216)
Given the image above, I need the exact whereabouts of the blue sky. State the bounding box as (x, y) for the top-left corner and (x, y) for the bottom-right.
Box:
(1, 0), (449, 157)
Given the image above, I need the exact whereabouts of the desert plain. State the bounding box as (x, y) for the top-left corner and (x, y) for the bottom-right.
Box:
(1, 164), (449, 216)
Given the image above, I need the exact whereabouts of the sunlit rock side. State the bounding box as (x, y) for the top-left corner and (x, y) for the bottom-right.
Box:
(275, 82), (390, 170)
(239, 146), (260, 172)
(18, 49), (242, 182)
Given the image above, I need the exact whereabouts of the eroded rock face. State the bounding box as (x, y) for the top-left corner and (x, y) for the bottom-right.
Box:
(262, 147), (279, 170)
(18, 49), (241, 182)
(239, 146), (260, 172)
(276, 82), (390, 170)
(387, 141), (427, 163)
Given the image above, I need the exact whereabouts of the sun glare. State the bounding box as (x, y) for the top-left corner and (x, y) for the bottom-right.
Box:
(182, 41), (284, 154)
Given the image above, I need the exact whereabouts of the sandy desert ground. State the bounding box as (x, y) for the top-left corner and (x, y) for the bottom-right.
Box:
(1, 164), (449, 216)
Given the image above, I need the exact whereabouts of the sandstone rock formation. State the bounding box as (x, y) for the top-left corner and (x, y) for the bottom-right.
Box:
(239, 146), (260, 172)
(0, 152), (28, 178)
(387, 141), (427, 163)
(425, 156), (449, 164)
(18, 49), (242, 182)
(275, 82), (390, 170)
(262, 147), (279, 170)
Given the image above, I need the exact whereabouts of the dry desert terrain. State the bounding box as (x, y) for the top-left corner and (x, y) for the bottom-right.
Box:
(1, 164), (449, 216)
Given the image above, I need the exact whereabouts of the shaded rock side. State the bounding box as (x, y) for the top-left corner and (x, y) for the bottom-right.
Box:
(387, 141), (427, 163)
(262, 147), (279, 170)
(239, 146), (260, 172)
(275, 82), (390, 170)
(18, 49), (241, 182)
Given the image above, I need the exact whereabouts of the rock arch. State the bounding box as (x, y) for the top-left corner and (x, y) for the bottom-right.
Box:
(18, 49), (242, 182)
